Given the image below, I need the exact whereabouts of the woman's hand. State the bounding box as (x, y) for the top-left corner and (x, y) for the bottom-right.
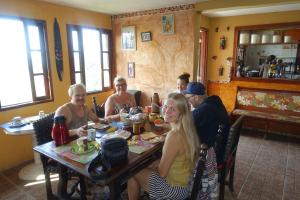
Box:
(76, 125), (88, 137)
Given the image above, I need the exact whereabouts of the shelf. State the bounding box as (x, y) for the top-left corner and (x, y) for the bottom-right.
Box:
(239, 42), (299, 46)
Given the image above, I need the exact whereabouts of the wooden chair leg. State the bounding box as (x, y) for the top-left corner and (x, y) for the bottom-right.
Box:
(219, 171), (226, 200)
(229, 162), (236, 192)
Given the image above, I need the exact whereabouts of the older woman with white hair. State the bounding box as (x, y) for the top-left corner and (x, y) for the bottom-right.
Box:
(55, 83), (100, 137)
(105, 76), (136, 121)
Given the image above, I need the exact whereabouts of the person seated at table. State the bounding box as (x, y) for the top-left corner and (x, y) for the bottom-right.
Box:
(105, 76), (136, 121)
(176, 72), (190, 94)
(127, 93), (200, 200)
(183, 82), (230, 166)
(55, 83), (100, 137)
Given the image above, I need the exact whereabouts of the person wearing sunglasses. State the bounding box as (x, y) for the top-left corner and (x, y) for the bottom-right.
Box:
(183, 82), (230, 166)
(104, 76), (136, 121)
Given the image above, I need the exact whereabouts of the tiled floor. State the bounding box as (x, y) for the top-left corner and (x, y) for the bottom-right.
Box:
(0, 130), (300, 200)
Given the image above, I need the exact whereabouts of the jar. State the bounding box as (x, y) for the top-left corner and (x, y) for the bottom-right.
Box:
(133, 122), (141, 135)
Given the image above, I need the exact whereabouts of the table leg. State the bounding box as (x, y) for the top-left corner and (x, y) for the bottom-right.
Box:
(57, 164), (68, 199)
(79, 175), (87, 200)
(109, 179), (121, 200)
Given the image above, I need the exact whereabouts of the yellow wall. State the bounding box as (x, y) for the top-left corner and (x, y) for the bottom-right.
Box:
(0, 0), (112, 171)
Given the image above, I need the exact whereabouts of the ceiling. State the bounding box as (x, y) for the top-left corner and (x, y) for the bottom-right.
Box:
(202, 2), (300, 17)
(39, 0), (300, 17)
(39, 0), (208, 15)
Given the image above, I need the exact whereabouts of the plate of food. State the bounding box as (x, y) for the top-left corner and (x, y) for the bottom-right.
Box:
(101, 129), (131, 140)
(71, 143), (96, 155)
(147, 136), (164, 144)
(91, 123), (110, 131)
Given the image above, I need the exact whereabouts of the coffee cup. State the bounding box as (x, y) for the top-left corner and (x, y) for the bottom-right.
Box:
(87, 129), (96, 141)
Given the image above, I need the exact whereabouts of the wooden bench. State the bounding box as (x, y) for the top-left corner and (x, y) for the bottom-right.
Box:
(231, 87), (300, 136)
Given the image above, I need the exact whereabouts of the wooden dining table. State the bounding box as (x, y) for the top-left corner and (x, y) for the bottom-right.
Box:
(33, 124), (167, 200)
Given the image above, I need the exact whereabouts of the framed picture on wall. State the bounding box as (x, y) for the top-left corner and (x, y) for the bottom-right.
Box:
(141, 32), (151, 42)
(162, 14), (174, 35)
(128, 62), (135, 78)
(121, 26), (136, 50)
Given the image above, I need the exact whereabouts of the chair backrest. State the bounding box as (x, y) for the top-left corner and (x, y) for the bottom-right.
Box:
(127, 90), (141, 106)
(189, 144), (208, 200)
(92, 96), (105, 118)
(223, 115), (244, 170)
(33, 113), (55, 145)
(214, 123), (226, 165)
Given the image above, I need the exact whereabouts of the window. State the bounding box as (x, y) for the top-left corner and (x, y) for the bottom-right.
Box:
(67, 25), (112, 93)
(0, 17), (51, 109)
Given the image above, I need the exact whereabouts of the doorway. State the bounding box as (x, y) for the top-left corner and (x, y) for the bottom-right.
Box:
(197, 27), (208, 88)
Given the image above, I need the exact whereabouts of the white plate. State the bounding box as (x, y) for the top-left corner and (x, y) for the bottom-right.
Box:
(101, 130), (131, 140)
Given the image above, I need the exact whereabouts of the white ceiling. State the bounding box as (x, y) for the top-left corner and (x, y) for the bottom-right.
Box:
(202, 3), (300, 17)
(40, 0), (208, 15)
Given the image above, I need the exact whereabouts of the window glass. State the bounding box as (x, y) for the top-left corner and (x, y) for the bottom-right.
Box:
(74, 52), (80, 71)
(102, 33), (108, 51)
(75, 73), (81, 84)
(103, 71), (110, 87)
(31, 51), (43, 73)
(72, 30), (79, 51)
(34, 75), (46, 97)
(103, 52), (109, 69)
(28, 25), (41, 50)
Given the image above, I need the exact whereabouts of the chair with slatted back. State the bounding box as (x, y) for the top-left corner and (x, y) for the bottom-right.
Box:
(218, 115), (244, 200)
(187, 143), (218, 200)
(33, 113), (84, 200)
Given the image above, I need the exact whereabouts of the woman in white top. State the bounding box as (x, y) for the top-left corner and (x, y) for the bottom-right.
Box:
(105, 76), (136, 121)
(55, 83), (100, 137)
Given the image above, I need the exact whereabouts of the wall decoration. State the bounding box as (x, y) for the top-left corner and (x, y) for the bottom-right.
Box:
(162, 14), (174, 35)
(54, 18), (63, 81)
(128, 62), (135, 78)
(220, 36), (226, 49)
(141, 32), (151, 42)
(121, 26), (136, 50)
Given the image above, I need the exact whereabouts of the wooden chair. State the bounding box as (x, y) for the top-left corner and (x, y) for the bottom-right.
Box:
(92, 96), (105, 118)
(33, 113), (85, 200)
(189, 144), (209, 200)
(218, 115), (244, 200)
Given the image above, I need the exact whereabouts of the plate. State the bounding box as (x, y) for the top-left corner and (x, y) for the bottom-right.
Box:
(91, 123), (110, 131)
(101, 130), (131, 140)
(8, 122), (26, 128)
(147, 136), (164, 144)
(71, 143), (96, 155)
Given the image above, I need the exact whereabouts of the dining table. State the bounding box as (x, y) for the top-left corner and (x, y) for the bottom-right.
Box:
(33, 122), (168, 200)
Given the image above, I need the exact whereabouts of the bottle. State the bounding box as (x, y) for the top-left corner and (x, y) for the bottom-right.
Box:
(52, 117), (62, 146)
(58, 116), (70, 145)
(151, 93), (160, 113)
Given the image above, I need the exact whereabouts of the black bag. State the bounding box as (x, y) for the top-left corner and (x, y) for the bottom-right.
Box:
(88, 138), (128, 179)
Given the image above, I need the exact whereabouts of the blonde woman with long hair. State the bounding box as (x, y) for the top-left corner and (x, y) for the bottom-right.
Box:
(128, 93), (200, 199)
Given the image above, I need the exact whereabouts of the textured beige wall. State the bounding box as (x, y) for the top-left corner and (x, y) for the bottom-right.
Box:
(113, 9), (195, 105)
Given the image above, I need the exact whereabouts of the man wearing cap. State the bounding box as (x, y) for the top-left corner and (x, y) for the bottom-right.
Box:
(183, 82), (230, 165)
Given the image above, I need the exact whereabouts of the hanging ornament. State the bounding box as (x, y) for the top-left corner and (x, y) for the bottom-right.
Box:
(220, 36), (226, 50)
